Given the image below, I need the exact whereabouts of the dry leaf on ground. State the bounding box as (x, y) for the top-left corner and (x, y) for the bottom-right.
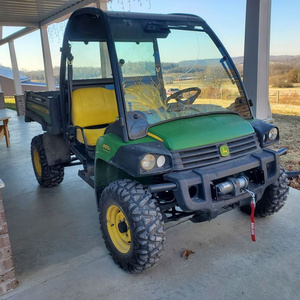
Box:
(289, 175), (300, 189)
(182, 249), (195, 259)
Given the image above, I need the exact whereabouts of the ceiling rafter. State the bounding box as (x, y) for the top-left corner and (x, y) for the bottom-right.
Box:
(0, 0), (103, 45)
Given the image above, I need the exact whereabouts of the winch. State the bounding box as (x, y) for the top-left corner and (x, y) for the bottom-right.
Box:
(215, 176), (249, 196)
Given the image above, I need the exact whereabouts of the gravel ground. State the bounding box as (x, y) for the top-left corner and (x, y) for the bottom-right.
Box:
(271, 114), (300, 189)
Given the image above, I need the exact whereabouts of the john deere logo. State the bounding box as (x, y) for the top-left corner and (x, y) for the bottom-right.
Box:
(102, 144), (111, 152)
(220, 145), (230, 157)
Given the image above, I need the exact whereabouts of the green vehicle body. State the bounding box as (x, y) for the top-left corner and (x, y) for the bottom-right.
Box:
(97, 114), (254, 161)
(25, 6), (284, 215)
(25, 7), (288, 272)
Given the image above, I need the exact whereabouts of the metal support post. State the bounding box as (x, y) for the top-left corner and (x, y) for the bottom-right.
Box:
(8, 41), (22, 96)
(40, 26), (56, 91)
(96, 0), (108, 10)
(8, 40), (25, 115)
(243, 0), (272, 121)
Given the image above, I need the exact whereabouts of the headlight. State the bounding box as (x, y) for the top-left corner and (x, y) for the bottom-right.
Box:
(141, 154), (156, 171)
(157, 155), (166, 168)
(268, 127), (278, 141)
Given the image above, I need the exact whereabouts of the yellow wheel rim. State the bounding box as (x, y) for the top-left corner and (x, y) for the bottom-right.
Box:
(33, 149), (42, 176)
(106, 205), (131, 253)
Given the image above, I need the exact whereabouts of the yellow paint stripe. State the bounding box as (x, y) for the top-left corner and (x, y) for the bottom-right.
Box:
(147, 132), (163, 142)
(29, 103), (49, 114)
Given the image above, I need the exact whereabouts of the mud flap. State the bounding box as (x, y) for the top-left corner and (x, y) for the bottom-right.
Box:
(43, 133), (71, 166)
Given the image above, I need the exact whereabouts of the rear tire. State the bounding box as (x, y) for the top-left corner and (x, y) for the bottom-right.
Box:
(99, 179), (165, 273)
(240, 166), (289, 217)
(31, 134), (64, 188)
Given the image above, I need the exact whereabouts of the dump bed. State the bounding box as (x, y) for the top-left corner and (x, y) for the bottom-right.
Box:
(25, 90), (61, 135)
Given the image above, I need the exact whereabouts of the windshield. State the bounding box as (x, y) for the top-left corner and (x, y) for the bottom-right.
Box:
(113, 21), (252, 139)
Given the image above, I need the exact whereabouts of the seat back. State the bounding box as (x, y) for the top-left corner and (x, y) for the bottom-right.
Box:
(72, 87), (118, 128)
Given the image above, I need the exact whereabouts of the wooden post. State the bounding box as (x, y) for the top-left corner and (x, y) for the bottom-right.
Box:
(276, 90), (279, 104)
(0, 117), (10, 147)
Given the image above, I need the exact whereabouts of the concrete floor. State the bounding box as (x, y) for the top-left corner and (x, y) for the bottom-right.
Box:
(0, 109), (299, 300)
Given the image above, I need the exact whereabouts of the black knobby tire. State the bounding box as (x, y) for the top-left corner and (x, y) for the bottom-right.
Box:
(240, 166), (289, 217)
(99, 179), (166, 273)
(31, 134), (64, 188)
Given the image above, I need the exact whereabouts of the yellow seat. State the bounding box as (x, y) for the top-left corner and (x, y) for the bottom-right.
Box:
(76, 127), (106, 146)
(72, 87), (118, 146)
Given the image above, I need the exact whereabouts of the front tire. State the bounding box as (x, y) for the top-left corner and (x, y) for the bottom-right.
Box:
(31, 134), (64, 188)
(99, 179), (165, 273)
(241, 166), (289, 217)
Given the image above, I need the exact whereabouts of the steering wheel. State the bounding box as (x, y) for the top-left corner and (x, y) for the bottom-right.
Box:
(167, 87), (201, 106)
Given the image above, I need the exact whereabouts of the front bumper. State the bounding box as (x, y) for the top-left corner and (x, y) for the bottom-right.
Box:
(162, 148), (279, 217)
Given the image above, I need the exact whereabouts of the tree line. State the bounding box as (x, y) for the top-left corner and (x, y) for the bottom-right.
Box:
(269, 63), (300, 88)
(7, 55), (299, 88)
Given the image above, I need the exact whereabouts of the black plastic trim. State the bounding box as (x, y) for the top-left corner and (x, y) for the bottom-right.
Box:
(172, 133), (260, 171)
(164, 148), (279, 213)
(111, 141), (173, 177)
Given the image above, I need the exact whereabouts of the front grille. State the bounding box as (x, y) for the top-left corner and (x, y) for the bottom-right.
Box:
(172, 133), (260, 170)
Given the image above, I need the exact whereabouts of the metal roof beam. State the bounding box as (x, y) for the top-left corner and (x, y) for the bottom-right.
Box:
(0, 27), (38, 46)
(39, 0), (99, 27)
(0, 22), (39, 27)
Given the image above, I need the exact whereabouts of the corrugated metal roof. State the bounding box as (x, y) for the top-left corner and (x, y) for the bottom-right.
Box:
(0, 66), (29, 82)
(0, 0), (99, 27)
(0, 0), (102, 45)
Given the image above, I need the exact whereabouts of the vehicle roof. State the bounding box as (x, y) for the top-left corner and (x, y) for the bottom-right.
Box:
(106, 10), (205, 23)
(70, 7), (205, 24)
(67, 8), (207, 43)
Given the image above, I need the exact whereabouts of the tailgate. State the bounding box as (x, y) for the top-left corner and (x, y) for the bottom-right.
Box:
(25, 91), (61, 135)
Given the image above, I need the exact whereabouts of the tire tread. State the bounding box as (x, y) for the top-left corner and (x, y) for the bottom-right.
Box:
(31, 134), (64, 188)
(241, 166), (289, 217)
(99, 180), (165, 273)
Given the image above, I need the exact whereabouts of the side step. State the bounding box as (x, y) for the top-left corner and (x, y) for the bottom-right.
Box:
(78, 170), (94, 188)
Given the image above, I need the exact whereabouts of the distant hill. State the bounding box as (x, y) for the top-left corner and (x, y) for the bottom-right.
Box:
(178, 55), (300, 68)
(1, 55), (299, 82)
(269, 55), (300, 63)
(178, 58), (219, 68)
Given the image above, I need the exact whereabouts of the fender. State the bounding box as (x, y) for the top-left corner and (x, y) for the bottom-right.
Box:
(43, 133), (71, 166)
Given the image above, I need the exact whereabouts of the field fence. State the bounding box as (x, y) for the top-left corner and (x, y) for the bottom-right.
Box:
(269, 89), (300, 105)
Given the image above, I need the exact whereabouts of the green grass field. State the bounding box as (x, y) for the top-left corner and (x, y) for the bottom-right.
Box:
(4, 97), (16, 110)
(4, 86), (300, 116)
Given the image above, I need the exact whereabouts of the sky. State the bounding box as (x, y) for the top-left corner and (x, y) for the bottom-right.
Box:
(0, 0), (299, 71)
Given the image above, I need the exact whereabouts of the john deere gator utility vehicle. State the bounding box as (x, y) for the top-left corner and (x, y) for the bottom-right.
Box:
(25, 8), (289, 273)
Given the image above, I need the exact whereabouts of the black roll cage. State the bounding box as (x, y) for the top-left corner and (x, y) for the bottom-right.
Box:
(59, 7), (252, 144)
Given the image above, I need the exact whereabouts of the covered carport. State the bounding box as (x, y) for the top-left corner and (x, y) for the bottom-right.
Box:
(0, 0), (299, 298)
(0, 0), (108, 115)
(0, 0), (272, 120)
(0, 114), (299, 298)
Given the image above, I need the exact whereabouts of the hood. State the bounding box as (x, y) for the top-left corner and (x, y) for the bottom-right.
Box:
(148, 114), (254, 151)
